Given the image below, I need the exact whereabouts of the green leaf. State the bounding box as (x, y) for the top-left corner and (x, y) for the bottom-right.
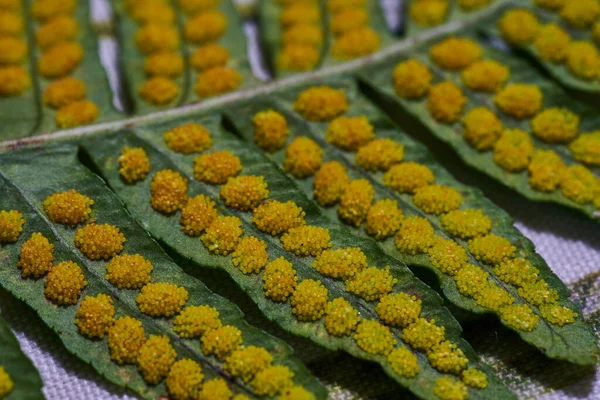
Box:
(0, 145), (326, 400)
(0, 315), (44, 400)
(223, 77), (599, 366)
(81, 112), (515, 400)
(358, 32), (600, 220)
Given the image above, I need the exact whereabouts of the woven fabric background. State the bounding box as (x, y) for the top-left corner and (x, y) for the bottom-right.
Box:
(2, 0), (599, 399)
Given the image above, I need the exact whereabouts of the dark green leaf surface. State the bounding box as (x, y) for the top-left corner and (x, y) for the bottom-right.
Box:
(0, 145), (325, 400)
(81, 113), (514, 400)
(224, 77), (599, 366)
(0, 315), (44, 400)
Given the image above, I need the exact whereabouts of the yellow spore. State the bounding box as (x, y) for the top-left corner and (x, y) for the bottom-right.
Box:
(474, 284), (514, 311)
(35, 15), (78, 50)
(44, 190), (93, 226)
(559, 164), (599, 204)
(119, 147), (151, 184)
(201, 216), (243, 255)
(195, 66), (242, 98)
(291, 279), (329, 321)
(345, 266), (397, 301)
(434, 377), (468, 400)
(493, 258), (539, 287)
(75, 223), (125, 261)
(178, 0), (220, 15)
(353, 320), (397, 356)
(252, 365), (294, 397)
(199, 379), (232, 400)
(461, 367), (488, 389)
(366, 199), (404, 240)
(191, 43), (230, 71)
(453, 264), (489, 298)
(43, 76), (86, 109)
(356, 138), (405, 172)
(376, 293), (422, 328)
(468, 234), (516, 265)
(338, 179), (374, 227)
(232, 236), (269, 274)
(392, 59), (433, 99)
(534, 23), (570, 63)
(426, 340), (469, 374)
(458, 0), (492, 11)
(31, 0), (75, 21)
(293, 86), (348, 121)
(531, 107), (579, 143)
(277, 44), (319, 71)
(253, 200), (306, 236)
(225, 346), (273, 383)
(330, 8), (368, 36)
(500, 304), (539, 332)
(44, 261), (87, 305)
(56, 100), (99, 129)
(313, 161), (350, 206)
(518, 280), (559, 306)
(384, 162), (435, 194)
(262, 257), (298, 302)
(441, 209), (491, 239)
(413, 184), (462, 215)
(0, 0), (19, 10)
(184, 10), (227, 43)
(144, 51), (184, 78)
(253, 109), (289, 152)
(498, 8), (540, 45)
(283, 24), (323, 46)
(18, 233), (54, 279)
(0, 66), (31, 96)
(201, 325), (243, 360)
(135, 23), (179, 55)
(280, 225), (332, 256)
(0, 210), (24, 243)
(173, 305), (222, 338)
(38, 42), (83, 78)
(409, 0), (449, 27)
(0, 11), (22, 36)
(402, 318), (445, 351)
(566, 41), (600, 80)
(150, 169), (188, 214)
(280, 4), (320, 27)
(179, 194), (217, 237)
(461, 59), (509, 93)
(332, 27), (381, 60)
(427, 81), (467, 124)
(539, 303), (578, 326)
(194, 150), (242, 185)
(560, 0), (600, 29)
(462, 107), (503, 151)
(493, 128), (534, 172)
(220, 175), (270, 211)
(427, 237), (468, 276)
(105, 253), (153, 289)
(0, 368), (13, 399)
(74, 294), (115, 339)
(570, 131), (600, 166)
(312, 247), (367, 279)
(326, 116), (374, 151)
(107, 317), (146, 365)
(430, 37), (482, 70)
(394, 216), (436, 255)
(167, 359), (204, 400)
(324, 297), (360, 336)
(137, 335), (177, 385)
(528, 150), (566, 192)
(494, 84), (542, 120)
(136, 282), (189, 317)
(387, 347), (420, 378)
(139, 77), (180, 105)
(283, 136), (323, 178)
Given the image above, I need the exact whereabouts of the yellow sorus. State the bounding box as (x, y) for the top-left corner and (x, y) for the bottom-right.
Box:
(17, 233), (54, 279)
(500, 304), (539, 332)
(453, 264), (489, 298)
(178, 0), (220, 15)
(0, 11), (23, 36)
(528, 149), (566, 192)
(570, 131), (600, 166)
(0, 37), (26, 66)
(531, 108), (579, 143)
(201, 216), (243, 255)
(461, 107), (503, 151)
(461, 367), (488, 389)
(126, 0), (169, 11)
(384, 162), (435, 194)
(195, 66), (242, 98)
(253, 109), (289, 153)
(0, 366), (13, 398)
(376, 293), (422, 328)
(498, 9), (540, 46)
(166, 359), (204, 400)
(327, 0), (366, 13)
(119, 147), (151, 184)
(280, 225), (332, 256)
(137, 335), (177, 385)
(56, 100), (99, 128)
(534, 23), (570, 63)
(324, 297), (361, 336)
(331, 27), (381, 60)
(0, 210), (24, 243)
(232, 236), (269, 274)
(494, 84), (543, 120)
(277, 43), (320, 72)
(283, 136), (323, 178)
(593, 21), (600, 44)
(139, 77), (180, 105)
(338, 179), (374, 227)
(493, 258), (539, 287)
(253, 200), (306, 236)
(356, 138), (405, 172)
(74, 294), (115, 339)
(313, 161), (350, 206)
(394, 216), (436, 255)
(458, 0), (492, 11)
(325, 116), (374, 151)
(427, 237), (468, 276)
(345, 266), (397, 301)
(107, 317), (146, 365)
(366, 199), (404, 240)
(474, 284), (514, 311)
(283, 24), (323, 47)
(330, 8), (368, 36)
(294, 86), (348, 122)
(191, 43), (229, 72)
(35, 15), (78, 50)
(388, 347), (420, 378)
(0, 66), (31, 96)
(202, 325), (243, 360)
(468, 234), (516, 265)
(559, 164), (599, 204)
(291, 279), (329, 321)
(220, 175), (270, 211)
(441, 209), (491, 240)
(534, 0), (566, 10)
(225, 346), (273, 383)
(199, 379), (232, 400)
(252, 365), (295, 397)
(0, 0), (19, 10)
(105, 253), (153, 289)
(540, 303), (578, 326)
(494, 129), (534, 172)
(75, 223), (125, 261)
(312, 247), (367, 279)
(173, 305), (222, 338)
(43, 76), (86, 109)
(403, 318), (446, 352)
(413, 184), (462, 215)
(409, 0), (449, 27)
(150, 169), (188, 214)
(566, 41), (600, 80)
(194, 151), (242, 185)
(560, 0), (600, 29)
(430, 37), (482, 70)
(38, 42), (83, 79)
(136, 282), (189, 317)
(144, 51), (184, 78)
(135, 24), (179, 55)
(353, 319), (397, 356)
(44, 261), (88, 305)
(31, 0), (76, 21)
(427, 82), (467, 124)
(278, 386), (315, 400)
(130, 3), (175, 25)
(280, 4), (320, 28)
(434, 377), (468, 400)
(461, 60), (510, 93)
(184, 10), (227, 43)
(427, 340), (469, 374)
(44, 190), (93, 226)
(518, 280), (559, 306)
(392, 59), (433, 99)
(262, 257), (298, 302)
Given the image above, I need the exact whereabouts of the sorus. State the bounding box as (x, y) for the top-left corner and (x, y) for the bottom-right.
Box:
(0, 11), (23, 37)
(191, 43), (230, 72)
(392, 59), (433, 99)
(17, 233), (54, 279)
(402, 318), (445, 351)
(119, 147), (151, 184)
(195, 66), (242, 98)
(44, 260), (88, 305)
(345, 266), (397, 301)
(384, 162), (435, 194)
(31, 0), (76, 21)
(178, 0), (220, 15)
(135, 24), (180, 54)
(105, 253), (154, 289)
(0, 367), (13, 399)
(43, 77), (86, 109)
(426, 340), (469, 374)
(312, 247), (367, 279)
(409, 0), (448, 27)
(283, 24), (323, 47)
(493, 128), (534, 172)
(528, 150), (566, 192)
(184, 10), (227, 43)
(137, 335), (177, 385)
(331, 27), (381, 60)
(74, 223), (125, 261)
(461, 59), (509, 93)
(43, 189), (93, 226)
(413, 184), (462, 215)
(394, 216), (436, 255)
(164, 123), (212, 154)
(560, 165), (598, 204)
(201, 325), (243, 360)
(56, 100), (99, 128)
(136, 282), (189, 317)
(427, 237), (468, 276)
(130, 2), (175, 25)
(220, 175), (270, 211)
(107, 317), (146, 365)
(434, 377), (468, 400)
(440, 209), (491, 240)
(453, 264), (489, 298)
(531, 108), (579, 144)
(462, 107), (503, 151)
(474, 284), (514, 311)
(494, 84), (543, 120)
(139, 77), (180, 105)
(327, 0), (366, 13)
(280, 4), (320, 27)
(173, 305), (222, 338)
(353, 320), (397, 356)
(468, 234), (516, 265)
(493, 258), (539, 287)
(534, 23), (570, 63)
(500, 304), (539, 332)
(560, 0), (600, 29)
(569, 131), (600, 166)
(387, 346), (420, 378)
(262, 257), (298, 302)
(355, 138), (405, 172)
(325, 116), (374, 151)
(461, 367), (488, 389)
(199, 379), (232, 400)
(324, 297), (361, 336)
(290, 279), (329, 321)
(231, 236), (269, 274)
(498, 9), (540, 45)
(330, 8), (368, 36)
(150, 169), (188, 214)
(225, 346), (273, 383)
(36, 16), (77, 50)
(458, 0), (492, 11)
(252, 365), (295, 397)
(252, 200), (306, 236)
(38, 42), (83, 79)
(518, 280), (559, 307)
(253, 109), (289, 152)
(0, 37), (27, 65)
(277, 44), (320, 72)
(194, 150), (242, 185)
(430, 37), (482, 70)
(0, 210), (24, 243)
(313, 161), (350, 206)
(365, 199), (404, 240)
(280, 225), (332, 256)
(338, 179), (374, 227)
(283, 136), (323, 178)
(166, 359), (204, 400)
(566, 41), (600, 81)
(0, 66), (31, 96)
(427, 81), (467, 124)
(293, 86), (348, 122)
(74, 294), (115, 339)
(201, 216), (244, 255)
(539, 303), (578, 326)
(179, 194), (217, 236)
(376, 292), (422, 328)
